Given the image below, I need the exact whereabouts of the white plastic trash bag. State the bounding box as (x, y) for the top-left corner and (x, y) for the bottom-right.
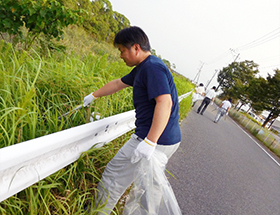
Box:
(123, 150), (182, 215)
(192, 93), (204, 103)
(192, 93), (198, 103)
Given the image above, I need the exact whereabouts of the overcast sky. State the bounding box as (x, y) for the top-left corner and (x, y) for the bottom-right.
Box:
(109, 0), (280, 89)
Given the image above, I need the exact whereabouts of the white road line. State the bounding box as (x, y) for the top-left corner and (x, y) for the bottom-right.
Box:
(230, 118), (280, 168)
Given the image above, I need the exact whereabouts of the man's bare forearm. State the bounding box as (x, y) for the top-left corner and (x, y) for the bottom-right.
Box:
(93, 79), (129, 98)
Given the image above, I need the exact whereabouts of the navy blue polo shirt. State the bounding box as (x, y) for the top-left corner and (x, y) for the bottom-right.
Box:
(121, 55), (181, 145)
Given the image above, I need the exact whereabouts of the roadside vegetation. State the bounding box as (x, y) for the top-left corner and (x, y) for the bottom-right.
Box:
(0, 40), (193, 214)
(215, 59), (280, 159)
(229, 109), (280, 158)
(216, 61), (280, 128)
(0, 1), (194, 214)
(214, 54), (280, 159)
(2, 0), (278, 214)
(215, 99), (280, 158)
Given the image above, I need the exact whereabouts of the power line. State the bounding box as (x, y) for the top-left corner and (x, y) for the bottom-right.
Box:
(198, 28), (279, 87)
(236, 27), (280, 51)
(238, 33), (279, 51)
(204, 28), (280, 68)
(205, 50), (231, 65)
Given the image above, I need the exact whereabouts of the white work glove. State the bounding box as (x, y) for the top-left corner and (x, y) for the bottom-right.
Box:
(226, 112), (229, 116)
(83, 93), (96, 107)
(211, 101), (214, 105)
(131, 137), (157, 163)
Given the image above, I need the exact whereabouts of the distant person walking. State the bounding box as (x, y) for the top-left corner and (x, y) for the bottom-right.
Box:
(192, 83), (205, 107)
(214, 98), (232, 123)
(197, 86), (216, 115)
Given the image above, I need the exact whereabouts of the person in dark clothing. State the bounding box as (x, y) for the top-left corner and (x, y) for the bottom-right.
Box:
(197, 86), (216, 115)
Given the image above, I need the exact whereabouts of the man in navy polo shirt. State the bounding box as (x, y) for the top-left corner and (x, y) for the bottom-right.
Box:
(83, 26), (181, 214)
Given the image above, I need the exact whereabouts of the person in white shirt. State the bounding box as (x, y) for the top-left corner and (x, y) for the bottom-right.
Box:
(197, 86), (216, 115)
(214, 98), (232, 123)
(192, 83), (205, 107)
(196, 83), (205, 95)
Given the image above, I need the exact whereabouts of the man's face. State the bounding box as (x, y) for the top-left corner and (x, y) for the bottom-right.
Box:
(117, 44), (138, 67)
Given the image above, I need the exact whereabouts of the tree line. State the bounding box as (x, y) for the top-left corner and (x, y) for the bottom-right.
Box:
(0, 0), (175, 70)
(0, 0), (130, 49)
(60, 0), (130, 43)
(217, 60), (280, 127)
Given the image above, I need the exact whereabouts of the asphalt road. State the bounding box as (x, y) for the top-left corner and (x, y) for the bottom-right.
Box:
(167, 103), (280, 215)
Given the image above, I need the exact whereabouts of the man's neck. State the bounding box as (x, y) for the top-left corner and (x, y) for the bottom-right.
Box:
(137, 51), (151, 65)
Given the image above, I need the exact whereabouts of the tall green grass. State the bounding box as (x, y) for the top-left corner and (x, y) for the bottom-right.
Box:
(172, 72), (194, 121)
(0, 40), (133, 148)
(228, 107), (280, 157)
(0, 38), (193, 214)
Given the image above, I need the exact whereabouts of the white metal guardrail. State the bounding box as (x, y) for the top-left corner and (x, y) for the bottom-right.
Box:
(179, 90), (193, 102)
(0, 91), (192, 202)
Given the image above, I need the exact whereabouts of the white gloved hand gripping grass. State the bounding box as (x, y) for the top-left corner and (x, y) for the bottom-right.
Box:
(131, 137), (157, 163)
(83, 93), (97, 107)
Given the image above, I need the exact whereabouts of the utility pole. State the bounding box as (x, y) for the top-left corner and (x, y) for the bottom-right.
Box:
(192, 62), (204, 84)
(230, 48), (240, 62)
(206, 69), (219, 89)
(234, 53), (240, 62)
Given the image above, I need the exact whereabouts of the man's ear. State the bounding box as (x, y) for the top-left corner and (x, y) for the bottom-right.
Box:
(134, 43), (141, 53)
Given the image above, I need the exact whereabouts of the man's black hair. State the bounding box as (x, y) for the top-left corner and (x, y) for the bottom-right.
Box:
(114, 26), (151, 51)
